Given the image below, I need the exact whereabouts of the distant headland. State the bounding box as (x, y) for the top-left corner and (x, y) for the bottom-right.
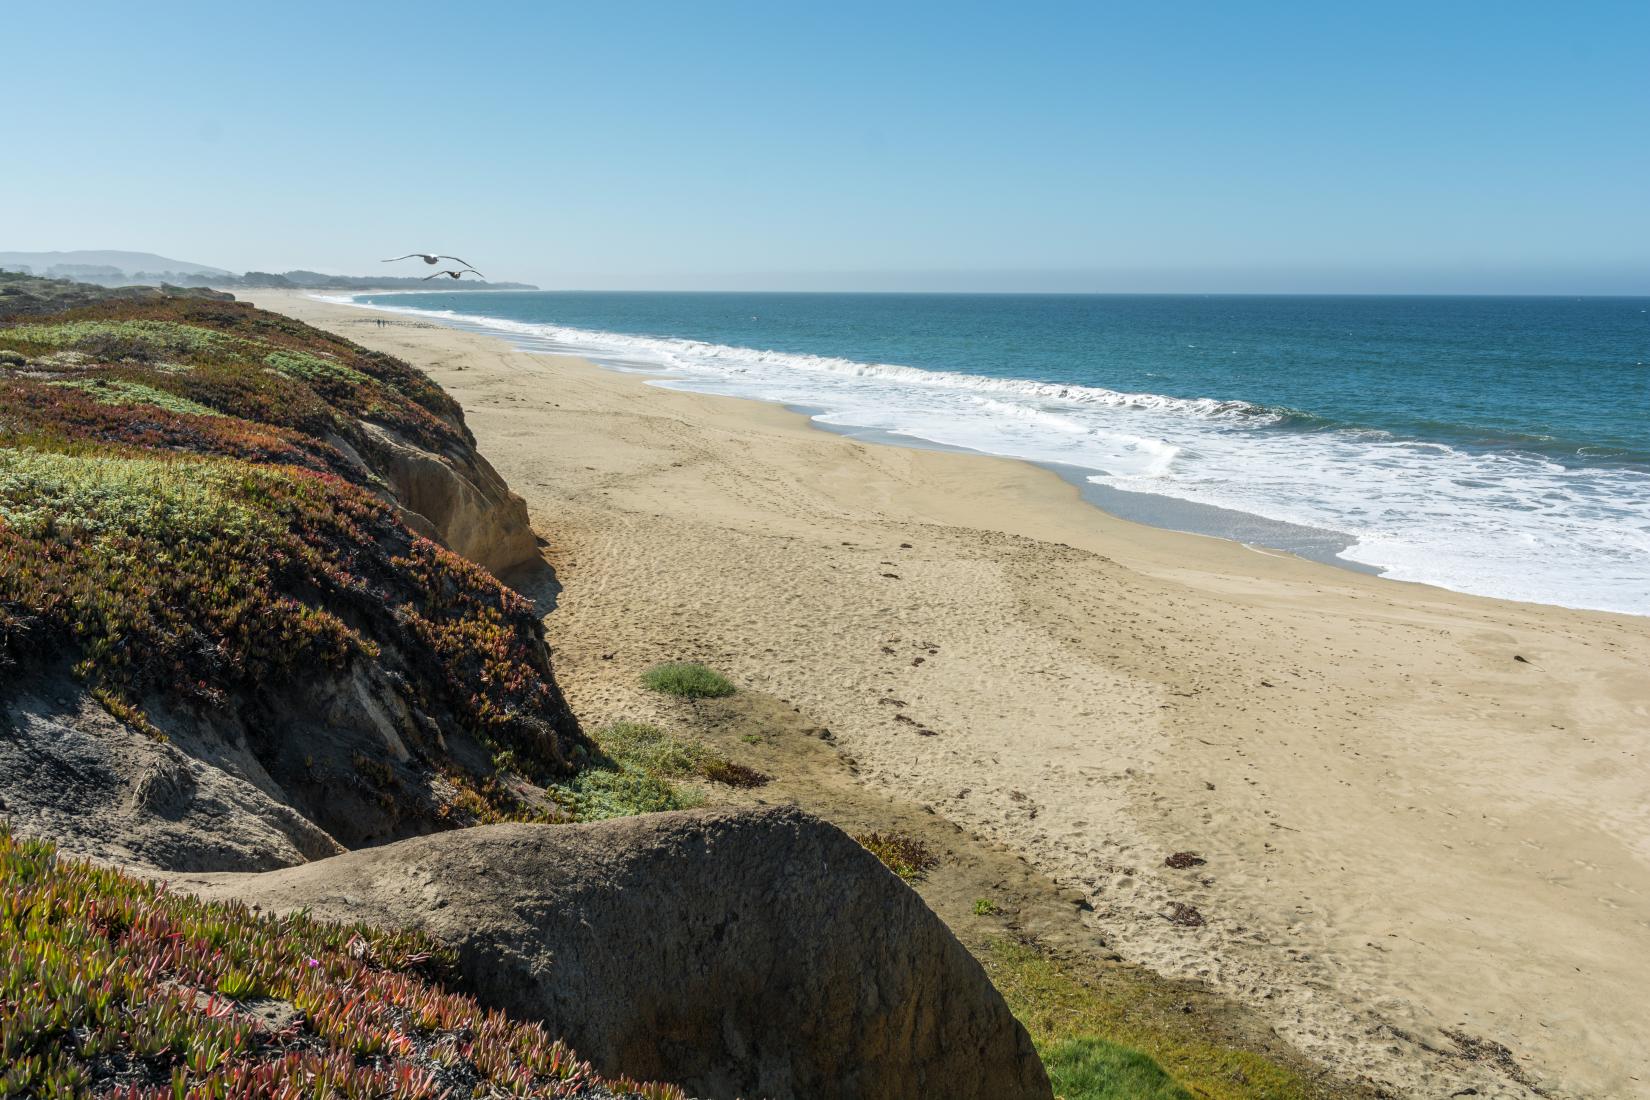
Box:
(0, 249), (537, 290)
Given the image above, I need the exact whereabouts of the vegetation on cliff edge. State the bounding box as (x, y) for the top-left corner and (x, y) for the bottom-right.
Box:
(0, 282), (583, 826)
(0, 826), (682, 1099)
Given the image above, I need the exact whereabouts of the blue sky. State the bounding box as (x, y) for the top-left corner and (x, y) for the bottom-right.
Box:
(7, 1), (1648, 292)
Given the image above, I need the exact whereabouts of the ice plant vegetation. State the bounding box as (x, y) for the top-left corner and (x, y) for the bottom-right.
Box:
(0, 826), (685, 1099)
(0, 286), (583, 821)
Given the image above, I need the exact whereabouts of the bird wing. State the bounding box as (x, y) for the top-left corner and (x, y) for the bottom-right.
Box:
(422, 271), (448, 280)
(437, 256), (477, 270)
(462, 270), (485, 279)
(381, 254), (424, 263)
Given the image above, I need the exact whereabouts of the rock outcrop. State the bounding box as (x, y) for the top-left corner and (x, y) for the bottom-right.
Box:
(172, 807), (1054, 1100)
(0, 676), (343, 871)
(361, 421), (539, 577)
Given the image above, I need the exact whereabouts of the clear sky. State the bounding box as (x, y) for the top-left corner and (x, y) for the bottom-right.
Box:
(7, 1), (1648, 293)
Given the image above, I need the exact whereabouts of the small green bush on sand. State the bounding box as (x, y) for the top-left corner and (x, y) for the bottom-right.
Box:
(641, 662), (736, 698)
(545, 721), (767, 820)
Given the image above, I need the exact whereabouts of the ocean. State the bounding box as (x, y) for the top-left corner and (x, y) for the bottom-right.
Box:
(343, 291), (1650, 616)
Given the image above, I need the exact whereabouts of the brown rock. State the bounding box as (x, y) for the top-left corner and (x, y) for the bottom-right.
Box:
(173, 808), (1052, 1100)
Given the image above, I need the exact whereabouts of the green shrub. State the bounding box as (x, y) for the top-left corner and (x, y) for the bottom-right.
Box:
(552, 765), (704, 820)
(641, 662), (736, 698)
(545, 722), (767, 820)
(973, 897), (1000, 916)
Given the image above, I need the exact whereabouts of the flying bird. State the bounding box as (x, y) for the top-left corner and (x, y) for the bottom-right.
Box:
(383, 253), (479, 271)
(423, 269), (485, 280)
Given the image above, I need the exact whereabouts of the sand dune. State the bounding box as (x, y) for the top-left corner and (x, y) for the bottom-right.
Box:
(252, 291), (1650, 1100)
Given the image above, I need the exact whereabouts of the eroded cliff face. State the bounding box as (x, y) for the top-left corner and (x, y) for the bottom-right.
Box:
(0, 277), (584, 870)
(360, 421), (540, 577)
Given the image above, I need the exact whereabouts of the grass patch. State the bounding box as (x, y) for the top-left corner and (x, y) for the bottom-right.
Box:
(1043, 1037), (1193, 1100)
(641, 662), (736, 698)
(853, 831), (939, 882)
(596, 721), (719, 777)
(986, 939), (1339, 1100)
(546, 721), (767, 820)
(973, 897), (1001, 916)
(0, 825), (684, 1098)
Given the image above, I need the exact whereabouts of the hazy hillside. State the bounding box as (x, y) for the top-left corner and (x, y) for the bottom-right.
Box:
(0, 249), (232, 276)
(0, 251), (537, 290)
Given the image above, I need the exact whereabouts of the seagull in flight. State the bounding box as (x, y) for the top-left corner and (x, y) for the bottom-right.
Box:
(383, 253), (480, 271)
(423, 269), (485, 280)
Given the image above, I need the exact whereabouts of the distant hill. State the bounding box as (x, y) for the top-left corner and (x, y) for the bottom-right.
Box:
(0, 250), (232, 277)
(0, 252), (534, 291)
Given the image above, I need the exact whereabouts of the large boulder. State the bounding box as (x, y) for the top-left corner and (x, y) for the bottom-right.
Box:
(171, 807), (1053, 1100)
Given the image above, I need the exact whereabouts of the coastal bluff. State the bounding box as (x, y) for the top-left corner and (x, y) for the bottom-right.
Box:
(0, 274), (568, 867)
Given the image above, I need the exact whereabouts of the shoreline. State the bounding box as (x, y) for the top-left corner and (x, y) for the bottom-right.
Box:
(333, 292), (1392, 589)
(249, 289), (1650, 1099)
(329, 288), (1649, 617)
(766, 400), (1382, 576)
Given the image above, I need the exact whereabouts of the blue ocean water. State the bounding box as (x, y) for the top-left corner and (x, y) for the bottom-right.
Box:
(349, 291), (1650, 615)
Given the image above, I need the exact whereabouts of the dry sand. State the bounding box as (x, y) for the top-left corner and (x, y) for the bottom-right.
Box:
(251, 290), (1649, 1100)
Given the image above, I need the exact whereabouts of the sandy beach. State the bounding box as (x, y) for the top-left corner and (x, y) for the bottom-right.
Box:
(249, 290), (1649, 1099)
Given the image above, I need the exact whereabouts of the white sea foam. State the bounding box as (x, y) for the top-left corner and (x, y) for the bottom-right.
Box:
(327, 295), (1650, 616)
